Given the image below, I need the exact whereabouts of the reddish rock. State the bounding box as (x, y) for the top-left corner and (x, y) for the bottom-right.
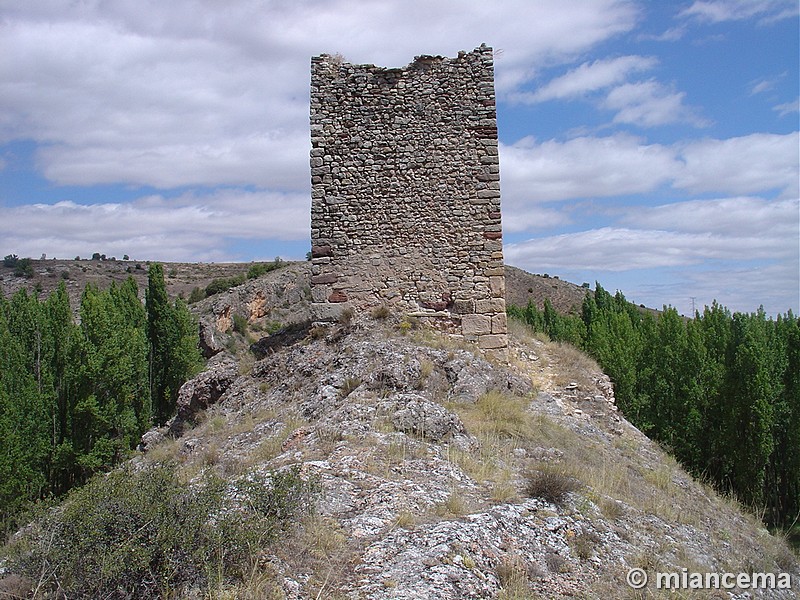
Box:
(483, 231), (502, 240)
(328, 290), (349, 303)
(311, 245), (333, 258)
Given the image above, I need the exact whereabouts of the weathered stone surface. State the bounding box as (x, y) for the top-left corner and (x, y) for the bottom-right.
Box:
(311, 273), (338, 284)
(328, 290), (349, 303)
(475, 298), (506, 313)
(167, 354), (239, 436)
(391, 394), (465, 441)
(311, 244), (332, 258)
(490, 275), (505, 298)
(199, 318), (224, 358)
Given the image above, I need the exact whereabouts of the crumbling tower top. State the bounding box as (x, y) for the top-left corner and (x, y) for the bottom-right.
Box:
(309, 44), (507, 358)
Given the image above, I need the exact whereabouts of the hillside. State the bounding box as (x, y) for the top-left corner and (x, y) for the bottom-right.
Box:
(0, 258), (255, 309)
(2, 263), (797, 599)
(504, 265), (591, 315)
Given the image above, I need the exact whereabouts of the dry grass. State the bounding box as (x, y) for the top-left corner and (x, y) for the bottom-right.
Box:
(434, 490), (469, 517)
(276, 515), (352, 598)
(455, 391), (532, 440)
(495, 554), (538, 600)
(548, 341), (599, 389)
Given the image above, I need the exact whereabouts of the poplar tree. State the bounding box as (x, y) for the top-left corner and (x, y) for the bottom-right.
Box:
(147, 263), (201, 424)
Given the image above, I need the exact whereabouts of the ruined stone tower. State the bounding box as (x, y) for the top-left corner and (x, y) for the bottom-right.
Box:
(309, 44), (507, 356)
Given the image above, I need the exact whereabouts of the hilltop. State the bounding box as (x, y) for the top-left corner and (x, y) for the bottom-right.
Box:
(2, 262), (797, 598)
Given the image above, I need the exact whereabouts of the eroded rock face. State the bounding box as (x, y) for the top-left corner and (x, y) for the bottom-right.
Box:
(390, 394), (465, 441)
(168, 354), (239, 436)
(198, 318), (223, 358)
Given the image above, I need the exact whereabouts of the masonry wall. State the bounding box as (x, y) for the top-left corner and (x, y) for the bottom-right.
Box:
(309, 44), (507, 355)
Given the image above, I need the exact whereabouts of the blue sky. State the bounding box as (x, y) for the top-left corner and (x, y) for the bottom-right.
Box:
(0, 0), (797, 315)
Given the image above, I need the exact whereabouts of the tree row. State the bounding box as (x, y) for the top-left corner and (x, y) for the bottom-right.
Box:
(0, 264), (201, 530)
(509, 285), (800, 530)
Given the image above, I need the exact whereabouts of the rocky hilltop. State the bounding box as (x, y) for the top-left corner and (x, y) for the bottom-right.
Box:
(138, 264), (797, 598)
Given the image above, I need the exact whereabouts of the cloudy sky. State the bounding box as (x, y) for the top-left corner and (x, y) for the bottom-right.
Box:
(1, 0), (797, 315)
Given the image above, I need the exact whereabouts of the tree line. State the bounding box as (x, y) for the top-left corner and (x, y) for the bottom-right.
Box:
(0, 263), (201, 530)
(509, 284), (800, 530)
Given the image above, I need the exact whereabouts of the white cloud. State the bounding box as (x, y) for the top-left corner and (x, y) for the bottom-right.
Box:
(622, 196), (799, 239)
(680, 0), (799, 24)
(505, 226), (788, 272)
(674, 132), (800, 196)
(637, 26), (687, 42)
(0, 190), (310, 262)
(505, 194), (799, 313)
(499, 134), (677, 204)
(774, 98), (799, 117)
(512, 55), (657, 103)
(499, 131), (798, 220)
(603, 80), (707, 127)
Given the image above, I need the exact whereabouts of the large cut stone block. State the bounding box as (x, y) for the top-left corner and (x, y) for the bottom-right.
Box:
(461, 314), (492, 336)
(478, 334), (508, 349)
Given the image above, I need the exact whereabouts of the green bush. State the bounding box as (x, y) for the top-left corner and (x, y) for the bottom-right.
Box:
(204, 273), (246, 297)
(5, 462), (319, 599)
(247, 257), (284, 280)
(232, 313), (248, 334)
(3, 254), (19, 267)
(13, 258), (34, 278)
(188, 286), (205, 304)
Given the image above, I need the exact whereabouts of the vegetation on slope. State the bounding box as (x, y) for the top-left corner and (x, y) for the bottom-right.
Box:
(509, 283), (800, 531)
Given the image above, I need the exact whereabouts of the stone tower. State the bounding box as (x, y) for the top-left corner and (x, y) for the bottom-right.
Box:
(309, 44), (507, 357)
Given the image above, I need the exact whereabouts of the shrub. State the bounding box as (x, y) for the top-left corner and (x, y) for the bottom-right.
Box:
(338, 307), (354, 325)
(5, 462), (319, 599)
(525, 467), (581, 506)
(247, 257), (284, 280)
(3, 254), (19, 267)
(370, 305), (391, 320)
(205, 273), (246, 297)
(188, 286), (205, 304)
(233, 313), (249, 335)
(13, 258), (33, 278)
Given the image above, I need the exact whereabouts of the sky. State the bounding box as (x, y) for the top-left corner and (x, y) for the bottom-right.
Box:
(0, 0), (798, 316)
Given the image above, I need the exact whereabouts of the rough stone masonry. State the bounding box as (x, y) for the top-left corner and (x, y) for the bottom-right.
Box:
(309, 44), (507, 357)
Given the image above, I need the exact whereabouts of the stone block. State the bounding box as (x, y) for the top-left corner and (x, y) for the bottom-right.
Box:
(311, 273), (338, 284)
(453, 299), (476, 314)
(477, 334), (508, 349)
(311, 285), (330, 303)
(461, 314), (491, 336)
(492, 312), (507, 334)
(476, 298), (506, 313)
(311, 303), (347, 322)
(490, 276), (505, 298)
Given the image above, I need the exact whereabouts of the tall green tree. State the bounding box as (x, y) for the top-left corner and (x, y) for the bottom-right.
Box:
(147, 263), (201, 424)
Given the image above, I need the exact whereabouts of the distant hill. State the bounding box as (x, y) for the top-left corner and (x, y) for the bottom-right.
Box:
(504, 265), (590, 314)
(1, 259), (601, 317)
